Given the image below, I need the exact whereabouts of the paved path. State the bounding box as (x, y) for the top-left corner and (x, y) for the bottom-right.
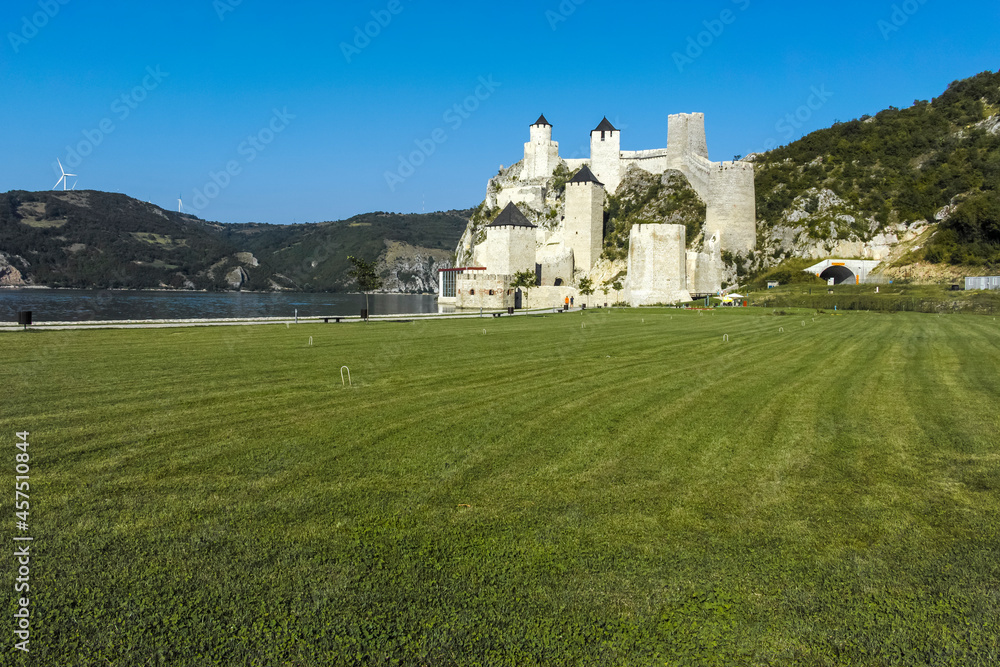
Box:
(1, 307), (587, 332)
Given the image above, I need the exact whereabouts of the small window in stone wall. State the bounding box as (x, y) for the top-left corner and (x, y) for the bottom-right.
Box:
(489, 290), (495, 296)
(470, 289), (475, 296)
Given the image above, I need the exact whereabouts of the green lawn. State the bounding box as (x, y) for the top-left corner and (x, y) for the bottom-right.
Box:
(2, 309), (999, 665)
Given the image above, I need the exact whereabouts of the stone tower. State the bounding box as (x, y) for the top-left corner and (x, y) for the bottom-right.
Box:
(707, 161), (757, 254)
(478, 202), (538, 275)
(522, 114), (560, 181)
(666, 112), (709, 165)
(590, 117), (622, 193)
(628, 224), (692, 306)
(564, 165), (605, 273)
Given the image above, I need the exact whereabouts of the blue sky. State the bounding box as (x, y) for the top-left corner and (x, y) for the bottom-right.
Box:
(1, 0), (997, 224)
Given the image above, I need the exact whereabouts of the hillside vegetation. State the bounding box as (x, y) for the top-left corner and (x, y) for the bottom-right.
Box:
(0, 190), (469, 291)
(752, 70), (1000, 271)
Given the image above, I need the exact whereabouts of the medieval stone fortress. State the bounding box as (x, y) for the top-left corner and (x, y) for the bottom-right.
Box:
(439, 113), (757, 309)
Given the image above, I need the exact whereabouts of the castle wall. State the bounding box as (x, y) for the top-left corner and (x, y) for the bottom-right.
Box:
(523, 141), (560, 181)
(564, 181), (605, 273)
(706, 161), (757, 254)
(476, 226), (536, 276)
(453, 276), (592, 310)
(620, 149), (670, 175)
(627, 224), (692, 306)
(496, 185), (546, 211)
(590, 130), (622, 193)
(536, 245), (575, 286)
(455, 274), (511, 310)
(686, 243), (724, 295)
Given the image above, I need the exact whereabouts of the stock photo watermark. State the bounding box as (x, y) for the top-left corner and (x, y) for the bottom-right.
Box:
(384, 75), (501, 192)
(878, 0), (930, 40)
(673, 0), (751, 73)
(214, 0), (243, 21)
(53, 65), (169, 177)
(13, 430), (33, 654)
(760, 85), (834, 151)
(7, 0), (70, 53)
(546, 0), (587, 31)
(189, 108), (295, 213)
(341, 0), (407, 64)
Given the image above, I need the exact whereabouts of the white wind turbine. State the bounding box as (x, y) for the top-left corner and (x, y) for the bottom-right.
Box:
(52, 159), (77, 191)
(178, 194), (184, 213)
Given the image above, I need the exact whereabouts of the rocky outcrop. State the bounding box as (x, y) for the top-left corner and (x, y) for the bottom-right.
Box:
(0, 253), (30, 287)
(225, 266), (249, 289)
(756, 187), (932, 271)
(377, 240), (452, 294)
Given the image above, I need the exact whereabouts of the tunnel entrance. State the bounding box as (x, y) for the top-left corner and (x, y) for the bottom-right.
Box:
(819, 265), (856, 285)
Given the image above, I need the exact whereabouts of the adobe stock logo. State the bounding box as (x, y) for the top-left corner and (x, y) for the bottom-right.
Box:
(7, 0), (71, 54)
(546, 0), (587, 31)
(214, 0), (243, 21)
(672, 0), (751, 73)
(384, 76), (501, 192)
(878, 0), (930, 40)
(54, 66), (169, 173)
(760, 85), (834, 152)
(189, 108), (295, 213)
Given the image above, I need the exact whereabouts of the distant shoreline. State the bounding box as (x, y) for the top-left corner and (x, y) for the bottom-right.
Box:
(0, 285), (438, 296)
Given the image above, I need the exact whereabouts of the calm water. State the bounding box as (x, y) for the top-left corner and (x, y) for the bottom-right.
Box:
(0, 289), (440, 322)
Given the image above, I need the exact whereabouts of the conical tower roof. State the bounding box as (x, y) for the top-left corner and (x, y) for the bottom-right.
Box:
(593, 117), (617, 133)
(568, 165), (604, 186)
(487, 202), (537, 229)
(532, 114), (552, 127)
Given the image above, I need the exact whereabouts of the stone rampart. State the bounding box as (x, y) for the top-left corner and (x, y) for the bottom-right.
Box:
(706, 161), (756, 254)
(627, 224), (692, 306)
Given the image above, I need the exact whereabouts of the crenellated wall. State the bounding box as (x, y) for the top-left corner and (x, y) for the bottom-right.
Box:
(466, 112), (756, 304)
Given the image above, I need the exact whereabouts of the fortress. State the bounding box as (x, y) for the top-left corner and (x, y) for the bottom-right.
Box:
(441, 113), (756, 309)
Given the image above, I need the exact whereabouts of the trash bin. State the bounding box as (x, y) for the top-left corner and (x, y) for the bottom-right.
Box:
(360, 309), (369, 320)
(17, 311), (31, 329)
(507, 307), (514, 315)
(582, 304), (587, 310)
(563, 304), (568, 311)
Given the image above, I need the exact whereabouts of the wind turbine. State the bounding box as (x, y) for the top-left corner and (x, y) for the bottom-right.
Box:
(178, 194), (184, 213)
(52, 159), (76, 191)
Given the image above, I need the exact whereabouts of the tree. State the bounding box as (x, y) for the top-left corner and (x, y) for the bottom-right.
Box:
(347, 255), (383, 320)
(510, 269), (537, 309)
(600, 279), (612, 305)
(612, 280), (623, 305)
(578, 276), (595, 307)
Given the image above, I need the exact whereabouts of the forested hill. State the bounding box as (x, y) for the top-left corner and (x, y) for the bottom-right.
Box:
(0, 189), (469, 291)
(751, 69), (1000, 269)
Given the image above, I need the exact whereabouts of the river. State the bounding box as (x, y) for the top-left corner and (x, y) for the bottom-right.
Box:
(0, 289), (441, 322)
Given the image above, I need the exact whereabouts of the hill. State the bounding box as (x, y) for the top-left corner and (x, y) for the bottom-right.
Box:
(749, 69), (1000, 281)
(0, 190), (469, 292)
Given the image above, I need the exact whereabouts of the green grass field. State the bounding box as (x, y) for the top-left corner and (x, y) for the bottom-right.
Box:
(3, 309), (999, 665)
(749, 283), (1000, 314)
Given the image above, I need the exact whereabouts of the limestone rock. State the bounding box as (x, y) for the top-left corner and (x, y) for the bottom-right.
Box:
(0, 253), (29, 287)
(377, 240), (453, 294)
(226, 266), (249, 289)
